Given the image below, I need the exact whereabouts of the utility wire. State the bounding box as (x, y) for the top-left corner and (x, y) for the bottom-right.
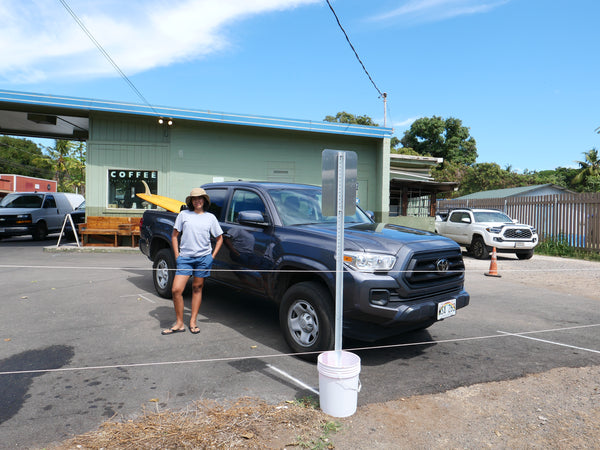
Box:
(325, 0), (384, 98)
(57, 0), (158, 115)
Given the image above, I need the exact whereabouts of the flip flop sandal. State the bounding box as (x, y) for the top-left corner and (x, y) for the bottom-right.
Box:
(161, 327), (186, 335)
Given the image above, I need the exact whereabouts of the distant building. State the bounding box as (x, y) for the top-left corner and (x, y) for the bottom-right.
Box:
(387, 154), (458, 231)
(453, 184), (574, 200)
(0, 174), (57, 198)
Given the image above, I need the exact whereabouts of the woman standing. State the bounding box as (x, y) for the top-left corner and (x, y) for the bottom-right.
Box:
(162, 188), (223, 335)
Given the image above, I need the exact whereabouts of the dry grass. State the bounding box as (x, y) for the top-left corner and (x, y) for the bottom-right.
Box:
(52, 397), (333, 449)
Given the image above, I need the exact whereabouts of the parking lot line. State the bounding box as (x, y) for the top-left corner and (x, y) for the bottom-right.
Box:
(266, 364), (319, 395)
(498, 330), (600, 355)
(119, 293), (156, 303)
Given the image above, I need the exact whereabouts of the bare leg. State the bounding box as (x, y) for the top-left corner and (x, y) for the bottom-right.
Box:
(189, 277), (204, 332)
(166, 274), (189, 332)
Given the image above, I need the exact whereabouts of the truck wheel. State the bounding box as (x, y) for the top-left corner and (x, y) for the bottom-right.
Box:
(471, 235), (489, 260)
(516, 250), (534, 260)
(32, 222), (47, 241)
(153, 248), (175, 298)
(279, 281), (334, 360)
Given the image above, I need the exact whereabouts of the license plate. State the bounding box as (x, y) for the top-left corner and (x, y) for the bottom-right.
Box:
(515, 242), (525, 247)
(437, 299), (456, 320)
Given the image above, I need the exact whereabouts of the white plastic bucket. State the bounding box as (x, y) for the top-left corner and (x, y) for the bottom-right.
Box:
(317, 350), (361, 417)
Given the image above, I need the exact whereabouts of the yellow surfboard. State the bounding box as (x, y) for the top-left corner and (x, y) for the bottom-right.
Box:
(136, 181), (186, 213)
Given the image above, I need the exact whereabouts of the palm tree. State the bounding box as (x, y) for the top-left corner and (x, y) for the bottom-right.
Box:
(573, 148), (600, 185)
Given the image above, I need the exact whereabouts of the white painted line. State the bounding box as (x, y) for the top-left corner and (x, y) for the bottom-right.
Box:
(509, 323), (600, 335)
(119, 293), (156, 303)
(266, 364), (319, 395)
(137, 294), (155, 303)
(498, 331), (600, 355)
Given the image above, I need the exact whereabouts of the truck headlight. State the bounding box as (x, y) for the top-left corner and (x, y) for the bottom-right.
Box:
(486, 226), (502, 233)
(16, 214), (32, 224)
(343, 251), (396, 272)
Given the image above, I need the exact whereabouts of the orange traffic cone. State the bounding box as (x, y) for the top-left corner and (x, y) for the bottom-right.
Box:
(484, 247), (501, 277)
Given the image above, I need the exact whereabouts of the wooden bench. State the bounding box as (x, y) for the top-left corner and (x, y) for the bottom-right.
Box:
(79, 216), (141, 247)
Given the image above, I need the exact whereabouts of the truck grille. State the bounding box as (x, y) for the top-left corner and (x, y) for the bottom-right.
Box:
(503, 228), (532, 239)
(403, 249), (465, 288)
(0, 215), (19, 226)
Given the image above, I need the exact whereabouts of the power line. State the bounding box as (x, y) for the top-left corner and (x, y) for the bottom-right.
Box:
(325, 0), (384, 98)
(57, 0), (158, 115)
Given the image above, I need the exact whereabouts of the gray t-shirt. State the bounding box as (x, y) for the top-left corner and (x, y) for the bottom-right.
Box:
(173, 210), (223, 258)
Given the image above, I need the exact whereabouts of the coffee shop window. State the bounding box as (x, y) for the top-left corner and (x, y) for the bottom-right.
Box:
(108, 169), (158, 209)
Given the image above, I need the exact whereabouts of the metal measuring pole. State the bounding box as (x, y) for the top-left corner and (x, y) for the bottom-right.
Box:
(334, 152), (346, 364)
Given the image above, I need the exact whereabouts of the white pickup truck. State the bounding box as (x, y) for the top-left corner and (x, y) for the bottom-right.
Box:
(435, 208), (538, 260)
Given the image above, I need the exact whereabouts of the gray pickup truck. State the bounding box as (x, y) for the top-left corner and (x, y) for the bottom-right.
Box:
(140, 181), (469, 358)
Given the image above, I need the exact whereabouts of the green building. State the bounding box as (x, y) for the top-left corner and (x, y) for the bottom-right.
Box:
(0, 90), (393, 219)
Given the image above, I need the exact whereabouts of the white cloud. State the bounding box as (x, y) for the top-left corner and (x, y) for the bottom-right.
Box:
(370, 0), (510, 24)
(394, 116), (419, 128)
(0, 0), (319, 84)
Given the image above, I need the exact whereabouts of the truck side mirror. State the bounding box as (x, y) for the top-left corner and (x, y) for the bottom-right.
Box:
(461, 217), (471, 224)
(238, 210), (268, 226)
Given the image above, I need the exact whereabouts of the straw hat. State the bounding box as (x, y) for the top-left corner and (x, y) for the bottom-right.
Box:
(185, 187), (210, 206)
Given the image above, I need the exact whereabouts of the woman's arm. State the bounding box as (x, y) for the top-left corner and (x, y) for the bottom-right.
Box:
(171, 228), (180, 259)
(212, 234), (223, 259)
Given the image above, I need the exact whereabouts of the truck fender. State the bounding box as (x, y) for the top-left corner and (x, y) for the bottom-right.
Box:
(271, 255), (334, 303)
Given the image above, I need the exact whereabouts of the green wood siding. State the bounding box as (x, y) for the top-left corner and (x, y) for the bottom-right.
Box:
(86, 115), (390, 217)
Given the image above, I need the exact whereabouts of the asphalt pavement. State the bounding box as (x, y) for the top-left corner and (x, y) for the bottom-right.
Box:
(1, 236), (599, 448)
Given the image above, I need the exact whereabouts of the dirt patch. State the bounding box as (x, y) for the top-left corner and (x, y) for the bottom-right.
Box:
(50, 366), (600, 449)
(333, 365), (600, 449)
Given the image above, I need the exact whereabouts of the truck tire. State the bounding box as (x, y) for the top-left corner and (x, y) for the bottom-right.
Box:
(471, 235), (489, 260)
(516, 250), (534, 260)
(32, 221), (47, 241)
(279, 281), (334, 360)
(153, 248), (175, 298)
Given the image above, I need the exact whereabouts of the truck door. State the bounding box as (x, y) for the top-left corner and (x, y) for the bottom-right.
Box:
(215, 189), (276, 294)
(445, 211), (471, 244)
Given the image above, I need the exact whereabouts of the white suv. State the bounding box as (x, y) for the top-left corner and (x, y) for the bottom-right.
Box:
(435, 208), (538, 259)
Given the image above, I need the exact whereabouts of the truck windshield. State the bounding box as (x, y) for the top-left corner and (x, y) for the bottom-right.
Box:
(268, 188), (372, 226)
(473, 211), (513, 223)
(0, 193), (44, 208)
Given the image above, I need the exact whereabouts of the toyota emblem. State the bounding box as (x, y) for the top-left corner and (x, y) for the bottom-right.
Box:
(436, 258), (450, 272)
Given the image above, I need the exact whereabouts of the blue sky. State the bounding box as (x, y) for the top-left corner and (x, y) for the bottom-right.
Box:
(1, 0), (599, 172)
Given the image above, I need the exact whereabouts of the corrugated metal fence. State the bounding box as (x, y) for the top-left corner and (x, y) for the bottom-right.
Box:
(438, 193), (600, 253)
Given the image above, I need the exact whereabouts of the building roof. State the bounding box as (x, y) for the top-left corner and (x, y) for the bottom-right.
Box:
(390, 153), (444, 182)
(455, 184), (572, 200)
(0, 89), (394, 141)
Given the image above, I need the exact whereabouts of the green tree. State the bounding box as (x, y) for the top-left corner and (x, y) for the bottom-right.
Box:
(324, 111), (379, 126)
(532, 167), (578, 189)
(573, 148), (600, 190)
(324, 111), (401, 149)
(400, 116), (478, 166)
(42, 140), (87, 194)
(0, 136), (53, 178)
(435, 162), (539, 197)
